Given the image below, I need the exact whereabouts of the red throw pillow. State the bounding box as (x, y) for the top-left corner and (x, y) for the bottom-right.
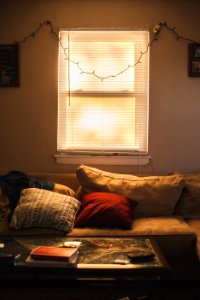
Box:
(75, 192), (136, 229)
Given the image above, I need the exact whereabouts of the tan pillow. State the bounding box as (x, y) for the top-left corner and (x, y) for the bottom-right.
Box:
(76, 165), (184, 217)
(53, 183), (75, 197)
(175, 173), (200, 218)
(0, 188), (11, 220)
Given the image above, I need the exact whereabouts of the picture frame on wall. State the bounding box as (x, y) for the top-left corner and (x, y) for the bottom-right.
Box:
(0, 44), (19, 87)
(188, 43), (200, 77)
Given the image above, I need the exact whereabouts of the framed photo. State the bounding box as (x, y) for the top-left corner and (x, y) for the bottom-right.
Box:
(0, 44), (19, 87)
(188, 43), (200, 77)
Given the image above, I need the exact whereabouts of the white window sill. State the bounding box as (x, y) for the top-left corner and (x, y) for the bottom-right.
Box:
(55, 153), (151, 166)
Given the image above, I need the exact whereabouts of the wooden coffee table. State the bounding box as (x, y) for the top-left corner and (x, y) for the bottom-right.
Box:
(0, 237), (171, 300)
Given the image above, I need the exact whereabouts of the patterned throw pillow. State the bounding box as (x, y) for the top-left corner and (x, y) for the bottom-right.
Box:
(10, 188), (80, 232)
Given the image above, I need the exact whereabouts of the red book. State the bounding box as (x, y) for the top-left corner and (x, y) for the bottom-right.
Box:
(30, 246), (78, 262)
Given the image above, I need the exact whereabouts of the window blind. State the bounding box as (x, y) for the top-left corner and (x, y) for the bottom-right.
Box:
(58, 30), (149, 155)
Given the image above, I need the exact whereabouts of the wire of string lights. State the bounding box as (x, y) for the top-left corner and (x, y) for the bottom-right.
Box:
(14, 20), (199, 81)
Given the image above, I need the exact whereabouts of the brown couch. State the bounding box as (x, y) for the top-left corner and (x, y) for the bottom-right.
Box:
(1, 165), (200, 281)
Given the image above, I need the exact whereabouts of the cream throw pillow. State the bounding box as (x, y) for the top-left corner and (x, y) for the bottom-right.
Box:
(10, 188), (80, 231)
(76, 165), (184, 217)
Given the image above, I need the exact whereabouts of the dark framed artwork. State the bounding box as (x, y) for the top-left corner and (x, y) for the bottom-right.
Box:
(188, 43), (200, 77)
(0, 44), (19, 87)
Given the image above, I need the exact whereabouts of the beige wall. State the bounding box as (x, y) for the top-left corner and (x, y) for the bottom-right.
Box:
(0, 0), (200, 174)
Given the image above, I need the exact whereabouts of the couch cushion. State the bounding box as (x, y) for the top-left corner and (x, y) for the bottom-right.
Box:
(68, 216), (195, 257)
(70, 216), (193, 237)
(75, 192), (136, 229)
(175, 173), (200, 218)
(0, 220), (66, 236)
(76, 165), (184, 217)
(10, 188), (80, 232)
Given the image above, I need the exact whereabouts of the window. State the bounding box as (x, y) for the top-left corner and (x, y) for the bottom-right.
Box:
(57, 30), (149, 164)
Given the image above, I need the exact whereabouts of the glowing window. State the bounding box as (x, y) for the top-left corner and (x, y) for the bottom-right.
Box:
(58, 30), (149, 155)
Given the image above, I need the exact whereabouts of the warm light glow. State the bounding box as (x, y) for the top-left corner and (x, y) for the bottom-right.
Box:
(66, 97), (136, 149)
(78, 108), (117, 136)
(67, 40), (134, 93)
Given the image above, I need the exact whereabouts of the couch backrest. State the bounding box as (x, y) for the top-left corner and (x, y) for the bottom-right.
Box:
(30, 173), (80, 191)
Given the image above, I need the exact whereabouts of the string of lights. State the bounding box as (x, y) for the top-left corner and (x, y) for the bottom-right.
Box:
(14, 20), (199, 82)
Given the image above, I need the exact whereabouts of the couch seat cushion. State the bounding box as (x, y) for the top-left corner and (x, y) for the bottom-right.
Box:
(0, 220), (65, 236)
(71, 216), (193, 237)
(70, 216), (195, 257)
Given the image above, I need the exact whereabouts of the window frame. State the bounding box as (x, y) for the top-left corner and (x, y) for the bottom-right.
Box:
(56, 29), (150, 165)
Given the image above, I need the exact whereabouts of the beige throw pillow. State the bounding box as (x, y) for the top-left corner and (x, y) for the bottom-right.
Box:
(53, 183), (75, 197)
(76, 165), (184, 217)
(10, 188), (80, 231)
